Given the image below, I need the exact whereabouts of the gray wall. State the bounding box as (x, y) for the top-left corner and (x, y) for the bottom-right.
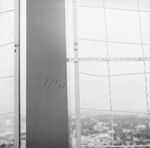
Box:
(26, 0), (68, 147)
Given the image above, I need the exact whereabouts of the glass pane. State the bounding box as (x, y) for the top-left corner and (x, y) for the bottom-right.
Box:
(80, 74), (110, 110)
(0, 0), (14, 12)
(66, 0), (150, 148)
(0, 44), (14, 78)
(77, 0), (103, 7)
(79, 40), (107, 58)
(111, 75), (148, 112)
(139, 0), (150, 11)
(0, 78), (14, 113)
(0, 113), (14, 147)
(113, 112), (150, 146)
(0, 12), (14, 46)
(81, 110), (113, 147)
(108, 43), (143, 58)
(106, 10), (141, 43)
(105, 0), (138, 10)
(140, 12), (150, 44)
(77, 7), (106, 41)
(110, 62), (144, 75)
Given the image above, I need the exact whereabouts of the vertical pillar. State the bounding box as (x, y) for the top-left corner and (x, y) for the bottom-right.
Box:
(14, 0), (20, 147)
(26, 0), (68, 148)
(72, 0), (81, 147)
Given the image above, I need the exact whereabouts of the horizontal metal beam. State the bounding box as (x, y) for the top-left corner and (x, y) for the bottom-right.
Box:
(67, 57), (150, 62)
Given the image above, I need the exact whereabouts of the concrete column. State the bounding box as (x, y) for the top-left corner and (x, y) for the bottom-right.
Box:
(26, 0), (68, 147)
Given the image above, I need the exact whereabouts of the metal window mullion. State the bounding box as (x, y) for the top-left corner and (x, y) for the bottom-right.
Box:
(72, 0), (81, 148)
(14, 0), (21, 147)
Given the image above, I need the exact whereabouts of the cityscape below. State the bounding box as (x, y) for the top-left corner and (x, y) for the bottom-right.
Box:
(0, 114), (26, 148)
(0, 111), (150, 148)
(69, 110), (150, 148)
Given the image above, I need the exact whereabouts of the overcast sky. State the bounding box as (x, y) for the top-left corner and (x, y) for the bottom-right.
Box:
(66, 0), (150, 113)
(0, 0), (26, 114)
(0, 0), (150, 115)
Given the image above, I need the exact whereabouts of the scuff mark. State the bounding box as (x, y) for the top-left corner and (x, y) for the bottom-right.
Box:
(63, 84), (66, 88)
(51, 80), (58, 90)
(44, 77), (49, 87)
(59, 83), (66, 94)
(47, 79), (54, 91)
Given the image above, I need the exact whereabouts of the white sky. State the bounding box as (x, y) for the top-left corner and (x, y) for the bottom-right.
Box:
(66, 0), (150, 113)
(0, 0), (150, 114)
(0, 0), (26, 114)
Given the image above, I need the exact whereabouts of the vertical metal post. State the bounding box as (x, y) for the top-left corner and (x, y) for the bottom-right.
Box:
(72, 0), (81, 148)
(14, 0), (20, 147)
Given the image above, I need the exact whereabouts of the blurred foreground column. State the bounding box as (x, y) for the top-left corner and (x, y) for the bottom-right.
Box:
(26, 0), (68, 147)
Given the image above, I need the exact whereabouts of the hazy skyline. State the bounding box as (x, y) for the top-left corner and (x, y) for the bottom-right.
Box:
(0, 0), (150, 115)
(66, 0), (150, 113)
(0, 0), (26, 114)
